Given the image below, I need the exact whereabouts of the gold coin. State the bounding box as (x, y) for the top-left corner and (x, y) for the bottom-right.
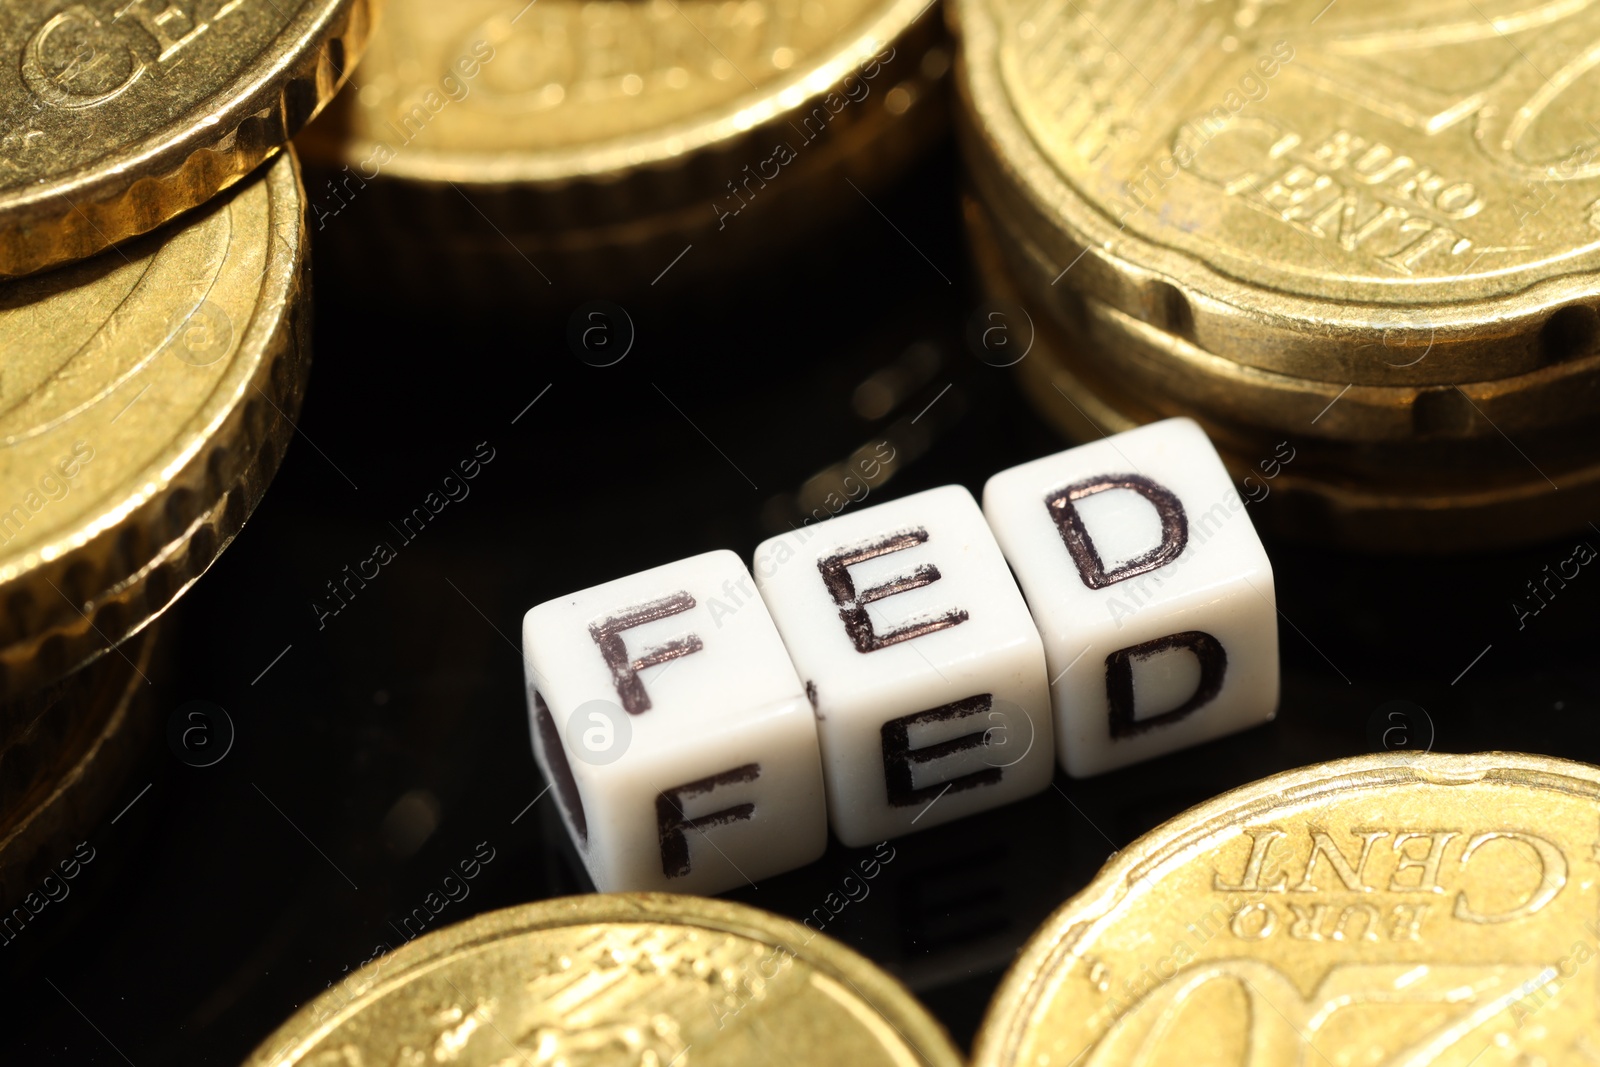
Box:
(0, 624), (156, 909)
(965, 194), (1600, 551)
(0, 0), (374, 276)
(1018, 331), (1600, 550)
(246, 893), (965, 1067)
(0, 150), (308, 699)
(984, 192), (1600, 447)
(974, 751), (1600, 1066)
(297, 0), (947, 294)
(955, 0), (1600, 385)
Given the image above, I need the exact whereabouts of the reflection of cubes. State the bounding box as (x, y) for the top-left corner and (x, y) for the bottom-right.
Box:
(754, 486), (1053, 846)
(983, 418), (1278, 777)
(521, 550), (825, 893)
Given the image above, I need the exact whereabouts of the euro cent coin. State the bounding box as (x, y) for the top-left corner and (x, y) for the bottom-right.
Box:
(963, 192), (1600, 552)
(0, 149), (309, 698)
(246, 893), (966, 1067)
(0, 0), (375, 275)
(955, 0), (1600, 385)
(973, 751), (1600, 1066)
(296, 0), (948, 296)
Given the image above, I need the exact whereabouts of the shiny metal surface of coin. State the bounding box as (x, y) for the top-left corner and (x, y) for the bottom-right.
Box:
(298, 0), (949, 297)
(955, 0), (1600, 384)
(0, 0), (373, 275)
(247, 893), (966, 1067)
(974, 752), (1600, 1066)
(0, 150), (309, 697)
(965, 193), (1600, 551)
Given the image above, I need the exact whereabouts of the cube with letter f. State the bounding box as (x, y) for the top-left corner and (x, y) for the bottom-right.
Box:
(522, 550), (826, 893)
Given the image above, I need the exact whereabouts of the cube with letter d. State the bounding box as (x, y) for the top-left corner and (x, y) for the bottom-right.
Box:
(521, 550), (827, 893)
(983, 418), (1279, 777)
(753, 485), (1054, 846)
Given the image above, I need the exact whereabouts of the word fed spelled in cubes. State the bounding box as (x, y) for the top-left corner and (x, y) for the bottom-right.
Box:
(983, 417), (1280, 777)
(753, 485), (1054, 847)
(521, 550), (827, 895)
(521, 419), (1281, 891)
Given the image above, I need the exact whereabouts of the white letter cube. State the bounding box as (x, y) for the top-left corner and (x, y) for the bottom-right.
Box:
(983, 417), (1279, 777)
(753, 485), (1054, 847)
(521, 549), (827, 894)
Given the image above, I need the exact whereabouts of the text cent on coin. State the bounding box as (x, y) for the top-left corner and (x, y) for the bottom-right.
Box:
(956, 0), (1600, 384)
(247, 894), (965, 1067)
(974, 752), (1600, 1065)
(0, 0), (375, 276)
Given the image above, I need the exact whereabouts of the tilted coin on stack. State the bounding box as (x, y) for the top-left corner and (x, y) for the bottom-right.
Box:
(974, 751), (1600, 1065)
(246, 893), (966, 1066)
(297, 0), (951, 300)
(954, 0), (1600, 550)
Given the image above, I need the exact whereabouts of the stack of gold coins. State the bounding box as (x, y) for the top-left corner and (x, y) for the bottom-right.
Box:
(0, 0), (375, 901)
(972, 752), (1600, 1063)
(246, 894), (966, 1066)
(297, 0), (951, 301)
(953, 0), (1600, 551)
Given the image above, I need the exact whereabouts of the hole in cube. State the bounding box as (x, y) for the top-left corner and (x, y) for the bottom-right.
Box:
(532, 691), (588, 846)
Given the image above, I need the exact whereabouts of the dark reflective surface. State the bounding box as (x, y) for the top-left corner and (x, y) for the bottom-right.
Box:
(2, 141), (1598, 1064)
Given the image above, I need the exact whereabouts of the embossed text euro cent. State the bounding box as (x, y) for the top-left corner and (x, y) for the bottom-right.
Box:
(973, 752), (1600, 1065)
(956, 0), (1600, 384)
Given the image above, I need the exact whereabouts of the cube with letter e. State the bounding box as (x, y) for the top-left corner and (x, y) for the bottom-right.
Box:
(521, 550), (826, 893)
(753, 485), (1054, 846)
(983, 418), (1279, 777)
